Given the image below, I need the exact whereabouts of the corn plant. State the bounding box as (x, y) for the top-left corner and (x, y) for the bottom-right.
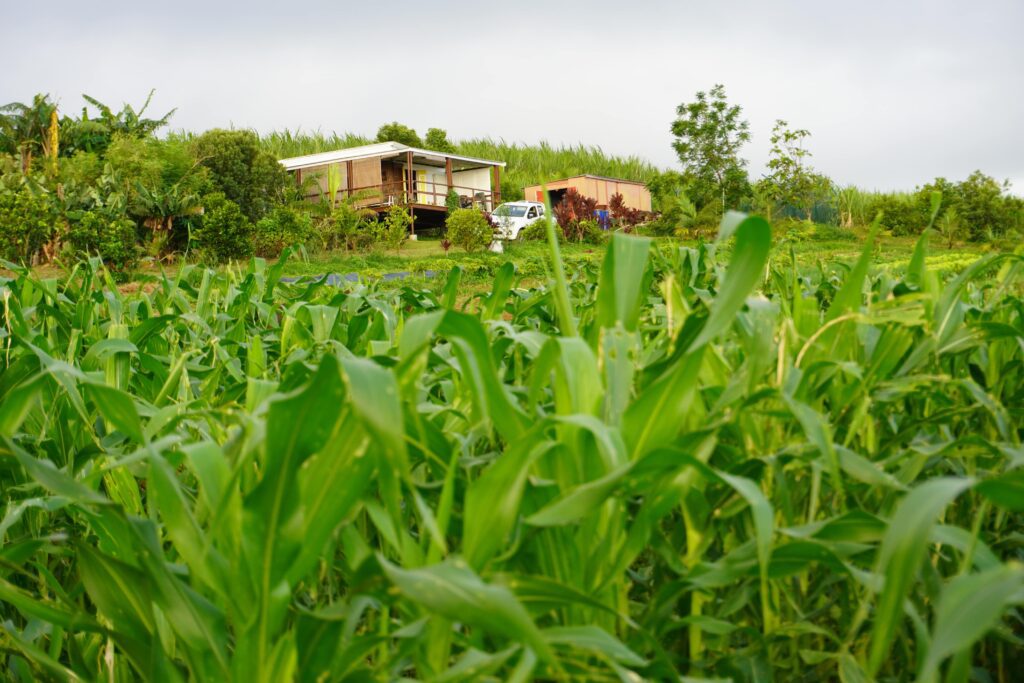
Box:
(0, 216), (1022, 681)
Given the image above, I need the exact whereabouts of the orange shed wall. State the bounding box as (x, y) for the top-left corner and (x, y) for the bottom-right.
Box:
(522, 177), (651, 212)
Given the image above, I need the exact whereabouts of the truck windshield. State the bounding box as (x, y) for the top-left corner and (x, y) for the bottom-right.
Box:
(495, 205), (528, 217)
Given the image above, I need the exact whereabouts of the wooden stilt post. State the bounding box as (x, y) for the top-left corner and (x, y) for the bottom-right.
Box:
(445, 157), (453, 210)
(406, 150), (415, 205)
(492, 165), (502, 210)
(345, 160), (353, 199)
(406, 150), (416, 237)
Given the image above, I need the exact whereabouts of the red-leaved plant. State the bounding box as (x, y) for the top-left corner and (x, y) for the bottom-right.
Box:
(553, 188), (598, 241)
(609, 192), (648, 232)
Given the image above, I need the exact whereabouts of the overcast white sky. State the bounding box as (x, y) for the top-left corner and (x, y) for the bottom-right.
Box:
(4, 0), (1022, 193)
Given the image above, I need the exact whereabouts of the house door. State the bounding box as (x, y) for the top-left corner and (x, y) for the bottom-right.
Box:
(416, 170), (435, 205)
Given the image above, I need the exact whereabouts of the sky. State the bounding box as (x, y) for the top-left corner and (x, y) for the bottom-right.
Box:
(4, 0), (1022, 193)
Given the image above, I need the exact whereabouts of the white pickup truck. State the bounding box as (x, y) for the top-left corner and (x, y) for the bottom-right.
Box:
(491, 201), (549, 240)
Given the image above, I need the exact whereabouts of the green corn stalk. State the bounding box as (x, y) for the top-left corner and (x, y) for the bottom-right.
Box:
(0, 220), (1020, 682)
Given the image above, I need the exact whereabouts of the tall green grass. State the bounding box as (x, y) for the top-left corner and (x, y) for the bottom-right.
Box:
(258, 129), (373, 158)
(0, 222), (1022, 681)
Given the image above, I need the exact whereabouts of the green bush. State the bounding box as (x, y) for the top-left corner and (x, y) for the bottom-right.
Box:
(63, 210), (139, 273)
(192, 193), (253, 262)
(254, 206), (314, 257)
(377, 204), (412, 251)
(694, 201), (723, 228)
(519, 219), (553, 242)
(321, 202), (375, 252)
(0, 188), (55, 264)
(809, 224), (857, 242)
(577, 218), (607, 244)
(58, 151), (103, 188)
(647, 210), (682, 237)
(867, 194), (925, 236)
(913, 173), (1023, 242)
(445, 208), (493, 252)
(445, 188), (461, 213)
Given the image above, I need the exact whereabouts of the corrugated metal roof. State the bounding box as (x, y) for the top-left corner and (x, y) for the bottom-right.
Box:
(278, 142), (505, 171)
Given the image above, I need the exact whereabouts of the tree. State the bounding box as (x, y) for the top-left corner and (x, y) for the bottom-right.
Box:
(0, 94), (58, 173)
(424, 127), (455, 153)
(61, 90), (175, 156)
(375, 122), (422, 147)
(445, 208), (492, 252)
(955, 171), (1013, 241)
(917, 172), (1017, 241)
(670, 84), (750, 211)
(764, 119), (818, 220)
(193, 129), (290, 222)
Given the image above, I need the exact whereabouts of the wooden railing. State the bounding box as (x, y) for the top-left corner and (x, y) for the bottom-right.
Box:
(336, 181), (497, 210)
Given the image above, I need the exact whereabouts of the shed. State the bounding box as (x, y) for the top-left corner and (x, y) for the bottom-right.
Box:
(522, 175), (652, 212)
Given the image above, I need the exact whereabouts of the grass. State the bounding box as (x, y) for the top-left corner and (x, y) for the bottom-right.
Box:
(0, 219), (1021, 681)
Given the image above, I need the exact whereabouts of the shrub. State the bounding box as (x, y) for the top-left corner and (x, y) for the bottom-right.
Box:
(0, 187), (55, 264)
(648, 207), (687, 237)
(519, 219), (553, 242)
(694, 200), (723, 228)
(445, 188), (461, 214)
(553, 188), (597, 232)
(321, 201), (375, 252)
(58, 151), (103, 188)
(445, 208), (493, 252)
(609, 192), (646, 229)
(810, 224), (858, 242)
(191, 192), (253, 262)
(63, 210), (138, 273)
(254, 206), (314, 257)
(374, 204), (411, 251)
(913, 172), (1021, 242)
(193, 129), (290, 222)
(577, 218), (607, 245)
(867, 194), (924, 236)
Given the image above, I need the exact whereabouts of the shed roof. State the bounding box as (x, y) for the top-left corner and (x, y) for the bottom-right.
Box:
(278, 141), (505, 171)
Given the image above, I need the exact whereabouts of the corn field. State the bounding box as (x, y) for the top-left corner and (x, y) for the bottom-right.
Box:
(0, 217), (1023, 682)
